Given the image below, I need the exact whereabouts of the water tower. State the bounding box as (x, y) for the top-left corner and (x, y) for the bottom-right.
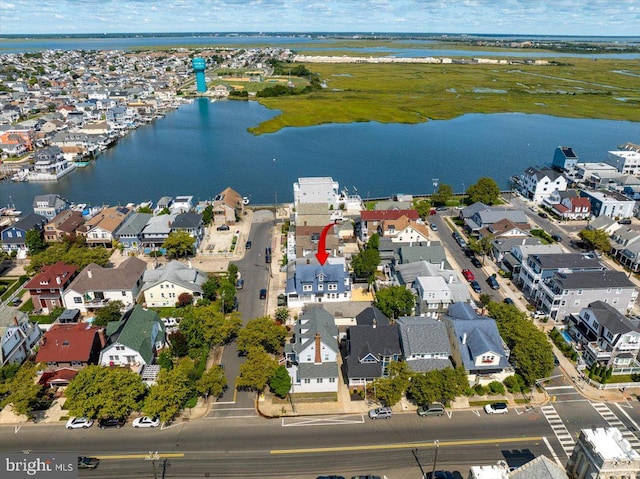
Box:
(192, 57), (207, 93)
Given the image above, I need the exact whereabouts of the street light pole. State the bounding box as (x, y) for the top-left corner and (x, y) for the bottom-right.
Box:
(431, 440), (439, 477)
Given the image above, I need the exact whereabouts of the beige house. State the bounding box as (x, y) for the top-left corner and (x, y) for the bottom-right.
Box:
(212, 187), (244, 225)
(141, 260), (208, 307)
(84, 205), (133, 247)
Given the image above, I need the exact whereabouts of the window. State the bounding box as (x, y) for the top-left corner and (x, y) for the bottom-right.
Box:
(481, 355), (493, 363)
(73, 297), (82, 304)
(302, 284), (312, 292)
(577, 289), (583, 295)
(328, 283), (337, 291)
(121, 291), (127, 296)
(317, 283), (323, 291)
(6, 232), (12, 238)
(116, 345), (125, 351)
(304, 379), (310, 384)
(329, 378), (335, 383)
(324, 354), (329, 361)
(317, 378), (323, 384)
(306, 355), (311, 361)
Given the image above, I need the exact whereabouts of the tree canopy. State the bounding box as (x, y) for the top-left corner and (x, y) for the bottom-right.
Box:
(431, 183), (454, 206)
(178, 304), (242, 356)
(26, 242), (111, 275)
(25, 229), (46, 255)
(406, 367), (468, 406)
(162, 231), (196, 258)
(64, 366), (146, 419)
(0, 362), (43, 416)
(579, 228), (611, 252)
(196, 365), (227, 398)
(351, 234), (381, 282)
(92, 300), (124, 327)
(467, 235), (494, 264)
(268, 365), (292, 399)
(236, 347), (279, 392)
(374, 285), (415, 320)
(370, 361), (411, 407)
(467, 177), (501, 205)
(236, 316), (287, 355)
(143, 363), (193, 422)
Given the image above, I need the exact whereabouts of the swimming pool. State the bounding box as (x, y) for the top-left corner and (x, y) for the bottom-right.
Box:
(561, 331), (572, 344)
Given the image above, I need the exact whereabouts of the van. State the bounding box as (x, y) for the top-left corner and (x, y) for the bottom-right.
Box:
(368, 406), (392, 419)
(265, 246), (272, 263)
(417, 402), (445, 417)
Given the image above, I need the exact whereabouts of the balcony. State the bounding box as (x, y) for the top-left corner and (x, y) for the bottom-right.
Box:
(586, 342), (612, 360)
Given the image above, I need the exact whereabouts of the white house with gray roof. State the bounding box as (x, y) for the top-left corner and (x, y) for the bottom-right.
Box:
(170, 212), (204, 250)
(32, 194), (70, 220)
(518, 166), (568, 204)
(141, 260), (207, 307)
(285, 256), (351, 308)
(442, 303), (512, 385)
(537, 270), (638, 321)
(569, 301), (640, 371)
(284, 307), (339, 394)
(464, 208), (529, 233)
(395, 316), (452, 372)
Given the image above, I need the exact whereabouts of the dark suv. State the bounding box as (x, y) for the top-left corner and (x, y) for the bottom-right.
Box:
(98, 417), (126, 429)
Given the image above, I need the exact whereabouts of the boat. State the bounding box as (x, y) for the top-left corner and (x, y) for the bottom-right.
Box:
(242, 196), (250, 205)
(3, 208), (22, 217)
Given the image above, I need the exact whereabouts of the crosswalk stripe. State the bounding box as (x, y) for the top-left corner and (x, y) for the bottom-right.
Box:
(591, 402), (640, 449)
(540, 404), (575, 457)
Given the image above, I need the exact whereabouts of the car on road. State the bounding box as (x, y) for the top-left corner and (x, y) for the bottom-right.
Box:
(619, 218), (632, 225)
(470, 280), (482, 294)
(430, 223), (438, 231)
(551, 234), (562, 242)
(66, 417), (93, 429)
(503, 297), (515, 305)
(77, 456), (100, 469)
(484, 402), (508, 414)
(236, 278), (244, 289)
(487, 275), (500, 290)
(417, 402), (445, 417)
(425, 472), (454, 479)
(435, 206), (448, 211)
(259, 288), (267, 299)
(470, 257), (482, 268)
(538, 212), (548, 219)
(277, 293), (286, 306)
(351, 476), (382, 479)
(464, 248), (475, 258)
(317, 476), (346, 479)
(368, 406), (392, 419)
(132, 416), (160, 428)
(245, 240), (252, 249)
(216, 224), (230, 231)
(461, 269), (475, 282)
(98, 417), (126, 429)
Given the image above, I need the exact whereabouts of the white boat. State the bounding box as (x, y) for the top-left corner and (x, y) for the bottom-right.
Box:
(3, 208), (22, 217)
(242, 196), (250, 205)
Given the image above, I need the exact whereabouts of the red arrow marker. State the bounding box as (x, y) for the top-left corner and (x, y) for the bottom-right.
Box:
(315, 222), (335, 265)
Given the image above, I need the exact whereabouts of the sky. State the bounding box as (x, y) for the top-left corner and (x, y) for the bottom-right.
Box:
(1, 0), (639, 36)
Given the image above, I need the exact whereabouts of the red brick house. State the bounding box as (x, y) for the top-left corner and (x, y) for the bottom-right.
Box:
(35, 323), (104, 370)
(25, 262), (78, 314)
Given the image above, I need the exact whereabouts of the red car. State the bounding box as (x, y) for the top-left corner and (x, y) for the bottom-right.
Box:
(461, 269), (475, 282)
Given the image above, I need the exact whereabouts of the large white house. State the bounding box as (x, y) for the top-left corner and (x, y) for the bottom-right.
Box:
(518, 167), (568, 204)
(284, 307), (339, 394)
(141, 260), (207, 307)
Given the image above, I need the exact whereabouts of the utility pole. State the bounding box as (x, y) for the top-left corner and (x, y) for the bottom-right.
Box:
(431, 440), (439, 478)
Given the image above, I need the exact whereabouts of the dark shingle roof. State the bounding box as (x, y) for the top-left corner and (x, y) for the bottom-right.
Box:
(586, 301), (639, 336)
(346, 324), (401, 380)
(530, 253), (603, 270)
(550, 270), (634, 290)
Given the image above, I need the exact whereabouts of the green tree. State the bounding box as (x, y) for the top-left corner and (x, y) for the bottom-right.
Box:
(366, 233), (380, 251)
(26, 243), (111, 275)
(202, 205), (213, 225)
(92, 300), (124, 327)
(143, 365), (193, 422)
(374, 285), (415, 320)
(467, 177), (501, 205)
(370, 361), (411, 406)
(25, 229), (46, 255)
(236, 347), (279, 392)
(578, 228), (611, 252)
(468, 235), (494, 265)
(227, 264), (239, 283)
(201, 275), (219, 301)
(218, 278), (237, 314)
(169, 331), (189, 357)
(0, 362), (43, 416)
(432, 183), (453, 206)
(414, 199), (432, 220)
(162, 231), (196, 258)
(236, 317), (286, 355)
(137, 206), (153, 214)
(196, 365), (227, 398)
(64, 366), (146, 419)
(274, 307), (290, 324)
(268, 365), (292, 399)
(179, 304), (242, 354)
(351, 248), (380, 282)
(406, 367), (468, 406)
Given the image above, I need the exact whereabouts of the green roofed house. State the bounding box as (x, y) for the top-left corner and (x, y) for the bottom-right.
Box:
(99, 305), (166, 368)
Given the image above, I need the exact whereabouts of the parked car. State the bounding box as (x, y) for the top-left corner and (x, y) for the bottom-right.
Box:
(259, 288), (267, 300)
(619, 218), (632, 225)
(532, 310), (547, 319)
(245, 240), (252, 249)
(551, 234), (562, 242)
(503, 297), (515, 305)
(10, 297), (21, 306)
(470, 280), (482, 294)
(430, 223), (438, 231)
(464, 248), (475, 258)
(461, 269), (475, 282)
(435, 206), (448, 211)
(66, 417), (93, 429)
(352, 476), (382, 479)
(484, 402), (508, 414)
(277, 293), (286, 306)
(470, 257), (482, 268)
(425, 472), (454, 479)
(538, 212), (548, 219)
(317, 476), (346, 479)
(368, 406), (392, 419)
(77, 456), (100, 469)
(98, 417), (126, 429)
(487, 275), (500, 290)
(216, 224), (230, 231)
(417, 402), (445, 417)
(236, 278), (244, 289)
(132, 416), (160, 428)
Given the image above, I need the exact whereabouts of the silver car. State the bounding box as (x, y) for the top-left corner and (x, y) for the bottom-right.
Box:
(368, 407), (392, 419)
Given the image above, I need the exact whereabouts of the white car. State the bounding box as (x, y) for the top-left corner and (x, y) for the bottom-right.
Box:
(484, 402), (508, 415)
(132, 416), (160, 428)
(66, 416), (94, 429)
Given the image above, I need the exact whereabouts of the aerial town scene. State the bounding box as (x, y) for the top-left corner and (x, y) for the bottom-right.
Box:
(1, 1), (640, 478)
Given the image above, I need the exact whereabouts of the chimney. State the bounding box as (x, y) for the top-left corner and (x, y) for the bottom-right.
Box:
(142, 302), (148, 311)
(87, 269), (93, 279)
(372, 318), (377, 329)
(98, 328), (107, 348)
(462, 333), (467, 345)
(314, 333), (322, 364)
(56, 276), (61, 285)
(13, 316), (19, 327)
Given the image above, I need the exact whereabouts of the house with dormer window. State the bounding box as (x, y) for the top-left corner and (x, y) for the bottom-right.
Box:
(568, 301), (640, 371)
(284, 307), (339, 394)
(442, 303), (512, 385)
(285, 256), (351, 309)
(345, 322), (402, 390)
(518, 166), (568, 204)
(1, 309), (41, 367)
(0, 213), (48, 256)
(25, 262), (78, 314)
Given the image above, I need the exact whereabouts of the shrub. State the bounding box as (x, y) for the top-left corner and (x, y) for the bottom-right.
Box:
(488, 381), (505, 395)
(504, 374), (525, 394)
(473, 384), (488, 396)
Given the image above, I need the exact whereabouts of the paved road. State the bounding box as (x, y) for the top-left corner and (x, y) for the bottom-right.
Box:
(208, 212), (274, 417)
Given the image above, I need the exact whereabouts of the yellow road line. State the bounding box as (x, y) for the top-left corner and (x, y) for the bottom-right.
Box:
(95, 453), (184, 460)
(271, 436), (543, 455)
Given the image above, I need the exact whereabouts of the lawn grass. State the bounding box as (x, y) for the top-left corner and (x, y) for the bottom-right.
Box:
(250, 58), (640, 134)
(0, 278), (22, 301)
